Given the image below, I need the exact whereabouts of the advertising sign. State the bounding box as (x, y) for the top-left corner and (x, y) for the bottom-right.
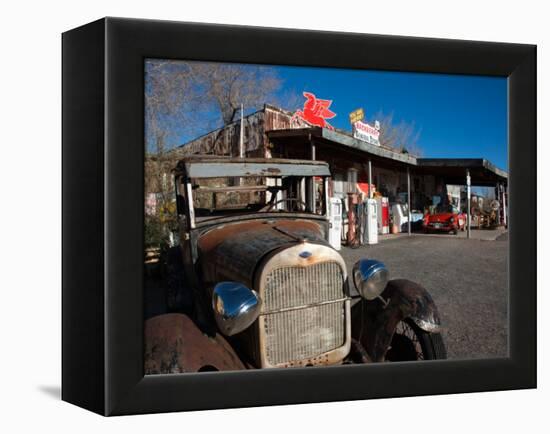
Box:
(357, 182), (375, 197)
(349, 108), (364, 124)
(291, 92), (336, 130)
(353, 120), (380, 146)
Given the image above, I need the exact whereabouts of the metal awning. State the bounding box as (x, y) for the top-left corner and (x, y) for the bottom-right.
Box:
(267, 128), (507, 185)
(267, 127), (417, 166)
(417, 158), (507, 186)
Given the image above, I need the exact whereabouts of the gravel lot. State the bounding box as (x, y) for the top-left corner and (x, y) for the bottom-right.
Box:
(340, 232), (509, 360)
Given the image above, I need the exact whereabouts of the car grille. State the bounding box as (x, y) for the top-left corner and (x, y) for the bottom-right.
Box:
(261, 261), (346, 366)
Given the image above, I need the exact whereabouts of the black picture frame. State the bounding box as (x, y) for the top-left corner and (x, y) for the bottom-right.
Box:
(62, 17), (536, 416)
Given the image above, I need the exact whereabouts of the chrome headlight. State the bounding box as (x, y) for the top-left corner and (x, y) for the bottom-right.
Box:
(352, 259), (389, 300)
(449, 217), (455, 223)
(212, 282), (262, 336)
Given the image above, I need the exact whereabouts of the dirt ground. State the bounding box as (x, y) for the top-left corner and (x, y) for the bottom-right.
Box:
(340, 231), (509, 360)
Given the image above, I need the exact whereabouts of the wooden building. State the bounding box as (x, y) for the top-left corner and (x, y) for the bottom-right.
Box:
(161, 104), (508, 234)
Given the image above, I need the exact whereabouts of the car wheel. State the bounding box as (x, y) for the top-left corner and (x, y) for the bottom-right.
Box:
(385, 319), (447, 361)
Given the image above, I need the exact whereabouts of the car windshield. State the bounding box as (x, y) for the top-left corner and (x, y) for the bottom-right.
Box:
(180, 175), (327, 223)
(434, 203), (458, 214)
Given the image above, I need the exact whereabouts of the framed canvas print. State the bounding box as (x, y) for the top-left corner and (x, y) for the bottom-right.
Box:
(62, 17), (536, 416)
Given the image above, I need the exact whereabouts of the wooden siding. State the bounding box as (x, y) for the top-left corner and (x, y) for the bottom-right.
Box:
(169, 105), (303, 160)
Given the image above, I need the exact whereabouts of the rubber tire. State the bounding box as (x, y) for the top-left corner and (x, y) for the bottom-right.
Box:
(387, 319), (447, 361)
(417, 328), (447, 360)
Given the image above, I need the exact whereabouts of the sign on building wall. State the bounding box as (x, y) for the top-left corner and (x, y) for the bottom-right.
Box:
(353, 120), (381, 146)
(291, 92), (336, 130)
(357, 182), (375, 198)
(349, 108), (364, 124)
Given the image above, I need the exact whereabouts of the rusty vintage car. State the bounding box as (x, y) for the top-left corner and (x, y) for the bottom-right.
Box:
(145, 156), (446, 374)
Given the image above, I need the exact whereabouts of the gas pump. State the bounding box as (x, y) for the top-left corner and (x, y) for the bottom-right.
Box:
(329, 197), (343, 250)
(365, 198), (378, 244)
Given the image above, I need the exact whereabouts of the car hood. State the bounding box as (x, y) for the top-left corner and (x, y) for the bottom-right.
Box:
(197, 219), (328, 289)
(427, 213), (455, 222)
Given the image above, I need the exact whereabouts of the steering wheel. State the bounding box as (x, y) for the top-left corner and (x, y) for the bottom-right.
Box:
(260, 198), (308, 212)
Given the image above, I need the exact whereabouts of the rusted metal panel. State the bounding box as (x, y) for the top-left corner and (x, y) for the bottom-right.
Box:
(196, 218), (339, 369)
(198, 219), (327, 289)
(351, 278), (442, 362)
(144, 313), (246, 374)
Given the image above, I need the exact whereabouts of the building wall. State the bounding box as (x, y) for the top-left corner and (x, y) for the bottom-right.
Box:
(170, 109), (267, 158)
(169, 104), (303, 159)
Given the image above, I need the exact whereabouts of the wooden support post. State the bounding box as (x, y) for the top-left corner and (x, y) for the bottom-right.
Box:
(239, 103), (244, 158)
(466, 169), (471, 239)
(502, 183), (507, 227)
(185, 179), (196, 230)
(497, 183), (501, 224)
(407, 167), (411, 236)
(324, 176), (330, 220)
(310, 137), (316, 213)
(368, 159), (373, 199)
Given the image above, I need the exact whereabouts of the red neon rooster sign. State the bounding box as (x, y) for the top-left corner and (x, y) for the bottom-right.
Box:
(292, 92), (336, 130)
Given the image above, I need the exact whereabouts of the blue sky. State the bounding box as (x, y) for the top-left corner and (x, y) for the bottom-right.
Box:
(271, 65), (508, 170)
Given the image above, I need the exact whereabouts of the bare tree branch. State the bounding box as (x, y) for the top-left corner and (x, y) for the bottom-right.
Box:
(189, 62), (282, 125)
(371, 110), (423, 156)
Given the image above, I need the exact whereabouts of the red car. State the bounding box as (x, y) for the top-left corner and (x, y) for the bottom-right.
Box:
(423, 205), (466, 234)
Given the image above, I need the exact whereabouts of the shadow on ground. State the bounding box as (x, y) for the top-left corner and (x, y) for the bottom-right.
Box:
(37, 385), (61, 400)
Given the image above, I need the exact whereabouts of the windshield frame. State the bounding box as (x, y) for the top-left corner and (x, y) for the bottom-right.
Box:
(175, 173), (330, 230)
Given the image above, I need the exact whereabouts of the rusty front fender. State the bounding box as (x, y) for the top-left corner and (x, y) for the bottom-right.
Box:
(144, 313), (247, 374)
(351, 279), (442, 362)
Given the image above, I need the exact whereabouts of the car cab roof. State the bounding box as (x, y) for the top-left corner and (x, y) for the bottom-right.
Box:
(174, 156), (331, 178)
